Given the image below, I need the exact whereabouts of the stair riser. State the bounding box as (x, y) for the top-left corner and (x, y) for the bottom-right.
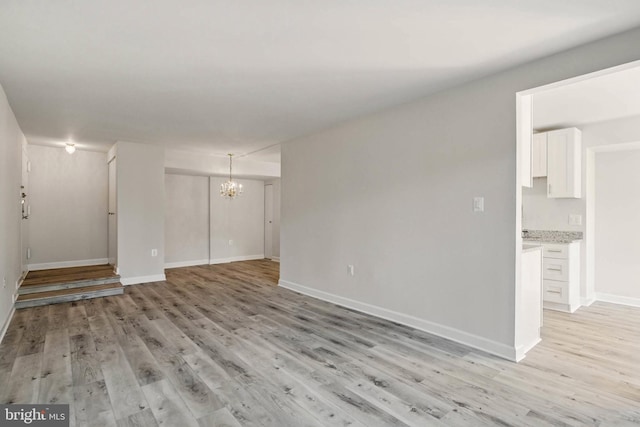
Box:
(15, 288), (124, 309)
(18, 277), (121, 295)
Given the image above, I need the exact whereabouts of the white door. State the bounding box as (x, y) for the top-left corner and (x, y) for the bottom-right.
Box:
(108, 158), (117, 266)
(264, 184), (274, 259)
(21, 151), (29, 273)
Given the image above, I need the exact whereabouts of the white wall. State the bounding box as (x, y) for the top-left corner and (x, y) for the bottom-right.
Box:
(595, 149), (640, 304)
(0, 83), (26, 339)
(280, 27), (640, 360)
(210, 178), (265, 263)
(523, 115), (640, 302)
(27, 145), (108, 268)
(164, 174), (265, 266)
(165, 174), (210, 267)
(265, 179), (281, 259)
(115, 141), (166, 284)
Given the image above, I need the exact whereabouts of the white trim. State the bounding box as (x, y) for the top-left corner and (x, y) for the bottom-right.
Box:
(121, 274), (166, 286)
(581, 296), (597, 307)
(596, 293), (640, 308)
(165, 259), (209, 269)
(517, 60), (640, 96)
(278, 279), (518, 362)
(209, 254), (265, 264)
(271, 257), (280, 263)
(515, 337), (541, 363)
(28, 258), (109, 271)
(0, 306), (16, 345)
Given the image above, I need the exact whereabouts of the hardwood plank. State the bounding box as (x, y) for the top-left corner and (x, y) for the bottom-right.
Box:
(38, 328), (73, 407)
(1, 353), (43, 404)
(141, 379), (200, 427)
(100, 343), (150, 421)
(73, 380), (115, 427)
(115, 408), (159, 427)
(70, 332), (104, 385)
(197, 407), (242, 427)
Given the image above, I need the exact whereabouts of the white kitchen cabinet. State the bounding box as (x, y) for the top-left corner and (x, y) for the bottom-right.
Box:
(541, 242), (580, 313)
(531, 133), (547, 178)
(546, 128), (581, 198)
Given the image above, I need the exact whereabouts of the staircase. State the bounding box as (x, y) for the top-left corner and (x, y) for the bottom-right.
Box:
(16, 264), (124, 309)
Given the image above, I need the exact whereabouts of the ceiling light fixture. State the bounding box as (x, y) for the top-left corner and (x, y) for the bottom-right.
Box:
(65, 143), (76, 154)
(220, 154), (243, 199)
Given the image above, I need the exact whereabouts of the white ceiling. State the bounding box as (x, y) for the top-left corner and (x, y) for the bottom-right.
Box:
(2, 1), (640, 158)
(533, 65), (640, 130)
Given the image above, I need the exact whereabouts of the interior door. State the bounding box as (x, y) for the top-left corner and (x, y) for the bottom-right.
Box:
(264, 184), (273, 259)
(108, 158), (117, 266)
(21, 150), (29, 273)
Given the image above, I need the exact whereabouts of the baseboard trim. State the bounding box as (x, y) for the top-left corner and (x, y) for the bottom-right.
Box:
(121, 274), (166, 286)
(28, 258), (109, 271)
(278, 279), (517, 362)
(0, 306), (16, 345)
(271, 257), (280, 263)
(581, 296), (597, 307)
(209, 254), (265, 265)
(515, 337), (542, 362)
(596, 292), (640, 308)
(165, 259), (210, 269)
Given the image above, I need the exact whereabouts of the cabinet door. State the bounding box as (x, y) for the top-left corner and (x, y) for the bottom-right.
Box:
(547, 128), (581, 198)
(532, 133), (547, 178)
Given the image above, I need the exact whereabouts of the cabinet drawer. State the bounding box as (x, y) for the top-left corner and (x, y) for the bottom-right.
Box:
(543, 258), (569, 281)
(543, 280), (569, 304)
(543, 244), (569, 259)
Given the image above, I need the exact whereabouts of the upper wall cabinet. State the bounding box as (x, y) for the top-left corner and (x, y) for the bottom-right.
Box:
(531, 133), (548, 178)
(546, 128), (582, 199)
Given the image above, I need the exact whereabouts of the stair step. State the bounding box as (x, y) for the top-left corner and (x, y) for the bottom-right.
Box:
(18, 276), (121, 295)
(15, 282), (125, 309)
(21, 264), (117, 287)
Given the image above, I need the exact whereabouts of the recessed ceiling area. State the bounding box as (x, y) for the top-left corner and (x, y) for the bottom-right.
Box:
(2, 1), (640, 157)
(533, 65), (640, 130)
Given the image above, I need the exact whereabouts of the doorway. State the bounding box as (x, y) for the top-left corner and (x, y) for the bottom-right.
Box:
(516, 60), (640, 356)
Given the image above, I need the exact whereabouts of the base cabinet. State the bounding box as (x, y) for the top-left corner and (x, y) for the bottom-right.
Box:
(541, 242), (580, 313)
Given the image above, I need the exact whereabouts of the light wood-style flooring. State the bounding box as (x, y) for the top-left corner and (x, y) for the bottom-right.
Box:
(1, 260), (639, 426)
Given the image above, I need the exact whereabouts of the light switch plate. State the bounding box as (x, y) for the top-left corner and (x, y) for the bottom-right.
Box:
(473, 197), (484, 212)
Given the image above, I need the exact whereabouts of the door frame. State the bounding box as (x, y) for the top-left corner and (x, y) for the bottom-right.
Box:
(264, 183), (274, 259)
(108, 156), (117, 269)
(515, 59), (640, 356)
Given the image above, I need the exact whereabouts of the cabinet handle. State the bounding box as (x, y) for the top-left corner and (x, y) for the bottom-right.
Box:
(547, 249), (562, 253)
(547, 290), (562, 294)
(547, 267), (562, 271)
(548, 184), (552, 195)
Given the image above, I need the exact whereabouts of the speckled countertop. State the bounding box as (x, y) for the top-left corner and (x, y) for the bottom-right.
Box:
(522, 229), (583, 244)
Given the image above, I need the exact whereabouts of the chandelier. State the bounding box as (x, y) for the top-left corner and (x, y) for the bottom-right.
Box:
(220, 154), (243, 199)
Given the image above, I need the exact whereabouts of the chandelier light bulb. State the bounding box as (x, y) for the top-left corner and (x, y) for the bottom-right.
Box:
(65, 143), (76, 154)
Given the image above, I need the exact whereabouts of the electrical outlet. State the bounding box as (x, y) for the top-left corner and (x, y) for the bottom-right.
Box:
(151, 249), (158, 257)
(229, 240), (234, 246)
(2, 276), (6, 288)
(569, 214), (582, 226)
(347, 265), (355, 276)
